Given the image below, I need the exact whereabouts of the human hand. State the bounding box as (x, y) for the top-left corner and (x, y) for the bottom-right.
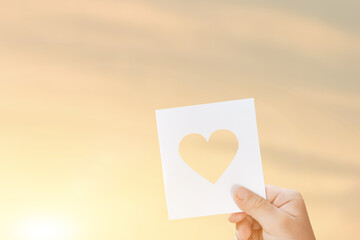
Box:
(228, 185), (316, 240)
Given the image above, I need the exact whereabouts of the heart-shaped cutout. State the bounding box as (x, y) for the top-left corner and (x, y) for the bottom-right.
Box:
(179, 129), (239, 183)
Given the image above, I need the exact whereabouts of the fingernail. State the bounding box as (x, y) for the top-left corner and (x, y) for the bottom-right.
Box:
(235, 187), (249, 201)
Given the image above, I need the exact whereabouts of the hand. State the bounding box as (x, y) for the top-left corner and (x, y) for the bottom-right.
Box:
(228, 185), (316, 240)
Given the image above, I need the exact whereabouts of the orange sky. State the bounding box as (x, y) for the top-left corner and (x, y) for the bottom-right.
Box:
(0, 1), (359, 239)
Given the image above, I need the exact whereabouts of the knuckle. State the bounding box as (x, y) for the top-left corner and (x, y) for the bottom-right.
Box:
(286, 189), (306, 209)
(287, 189), (303, 200)
(251, 196), (267, 210)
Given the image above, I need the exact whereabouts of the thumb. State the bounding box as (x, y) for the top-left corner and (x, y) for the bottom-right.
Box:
(233, 186), (283, 228)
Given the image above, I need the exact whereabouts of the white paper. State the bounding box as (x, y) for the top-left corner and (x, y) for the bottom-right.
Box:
(155, 98), (265, 220)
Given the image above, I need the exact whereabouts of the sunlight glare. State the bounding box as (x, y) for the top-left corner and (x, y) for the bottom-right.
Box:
(12, 215), (76, 240)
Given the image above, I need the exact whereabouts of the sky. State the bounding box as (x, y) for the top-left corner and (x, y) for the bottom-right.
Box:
(0, 0), (359, 239)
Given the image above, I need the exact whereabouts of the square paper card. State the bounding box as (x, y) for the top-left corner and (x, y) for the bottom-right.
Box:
(155, 98), (265, 220)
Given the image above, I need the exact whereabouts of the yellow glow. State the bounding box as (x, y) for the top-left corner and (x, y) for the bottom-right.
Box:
(12, 215), (76, 240)
(0, 0), (358, 239)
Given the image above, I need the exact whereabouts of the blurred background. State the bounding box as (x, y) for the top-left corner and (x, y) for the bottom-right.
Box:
(0, 0), (359, 239)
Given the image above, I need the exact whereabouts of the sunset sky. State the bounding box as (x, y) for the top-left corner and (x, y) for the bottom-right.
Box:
(0, 0), (359, 239)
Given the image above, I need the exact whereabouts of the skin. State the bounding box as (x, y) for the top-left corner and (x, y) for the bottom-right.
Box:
(228, 185), (316, 240)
